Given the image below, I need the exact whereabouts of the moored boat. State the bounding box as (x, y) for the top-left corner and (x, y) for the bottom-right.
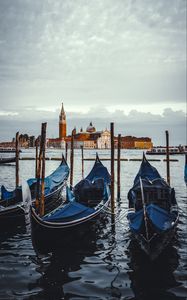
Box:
(0, 148), (22, 153)
(146, 145), (187, 155)
(0, 156), (69, 228)
(127, 153), (179, 260)
(31, 154), (111, 254)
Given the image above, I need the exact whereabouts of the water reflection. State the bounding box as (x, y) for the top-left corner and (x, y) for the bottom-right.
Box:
(126, 237), (184, 300)
(29, 229), (101, 299)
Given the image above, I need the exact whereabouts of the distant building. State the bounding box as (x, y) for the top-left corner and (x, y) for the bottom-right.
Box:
(59, 103), (67, 139)
(97, 129), (111, 149)
(0, 102), (153, 150)
(65, 124), (102, 149)
(47, 102), (66, 149)
(117, 136), (153, 149)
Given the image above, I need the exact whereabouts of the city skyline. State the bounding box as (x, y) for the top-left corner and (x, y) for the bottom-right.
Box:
(0, 103), (185, 146)
(0, 0), (186, 145)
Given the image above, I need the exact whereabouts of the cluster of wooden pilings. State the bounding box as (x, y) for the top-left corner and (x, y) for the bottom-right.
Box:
(14, 124), (47, 217)
(67, 123), (172, 214)
(14, 123), (172, 216)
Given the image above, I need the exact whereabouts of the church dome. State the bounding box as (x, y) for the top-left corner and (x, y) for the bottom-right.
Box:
(86, 122), (96, 133)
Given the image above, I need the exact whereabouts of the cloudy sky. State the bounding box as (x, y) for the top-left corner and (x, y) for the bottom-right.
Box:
(0, 0), (186, 145)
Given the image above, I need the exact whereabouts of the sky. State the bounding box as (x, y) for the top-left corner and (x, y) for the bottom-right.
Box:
(0, 0), (186, 145)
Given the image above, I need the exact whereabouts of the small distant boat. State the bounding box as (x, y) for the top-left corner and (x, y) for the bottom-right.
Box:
(0, 148), (22, 153)
(0, 156), (69, 228)
(127, 154), (179, 260)
(31, 154), (111, 254)
(146, 145), (187, 155)
(184, 154), (187, 184)
(0, 157), (16, 164)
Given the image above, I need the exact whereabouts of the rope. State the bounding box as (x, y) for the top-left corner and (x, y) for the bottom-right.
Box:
(101, 205), (130, 228)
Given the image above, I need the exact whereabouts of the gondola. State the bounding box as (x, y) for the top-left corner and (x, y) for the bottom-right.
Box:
(184, 154), (187, 184)
(31, 154), (111, 254)
(0, 157), (16, 164)
(0, 156), (69, 228)
(127, 153), (179, 260)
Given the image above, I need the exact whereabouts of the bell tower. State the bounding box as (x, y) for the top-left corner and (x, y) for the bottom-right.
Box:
(59, 102), (67, 139)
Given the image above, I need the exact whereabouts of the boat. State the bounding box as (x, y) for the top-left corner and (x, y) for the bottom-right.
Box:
(31, 154), (111, 254)
(127, 153), (179, 260)
(0, 156), (69, 228)
(0, 148), (22, 153)
(146, 145), (187, 155)
(184, 154), (187, 184)
(0, 157), (16, 164)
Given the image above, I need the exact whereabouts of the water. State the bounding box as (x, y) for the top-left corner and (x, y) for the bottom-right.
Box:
(0, 149), (186, 300)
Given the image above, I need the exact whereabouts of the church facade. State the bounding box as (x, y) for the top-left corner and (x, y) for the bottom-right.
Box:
(46, 103), (153, 149)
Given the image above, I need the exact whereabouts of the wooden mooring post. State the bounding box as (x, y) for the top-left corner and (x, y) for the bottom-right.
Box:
(40, 122), (47, 217)
(15, 132), (19, 188)
(165, 130), (170, 185)
(81, 145), (84, 179)
(70, 130), (74, 187)
(110, 122), (115, 213)
(36, 137), (42, 212)
(35, 138), (39, 178)
(36, 123), (47, 214)
(117, 134), (121, 200)
(65, 142), (68, 162)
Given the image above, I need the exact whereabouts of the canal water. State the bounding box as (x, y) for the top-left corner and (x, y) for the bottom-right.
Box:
(0, 149), (186, 299)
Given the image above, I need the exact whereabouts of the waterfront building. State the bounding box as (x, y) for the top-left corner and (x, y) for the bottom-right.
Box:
(0, 102), (153, 150)
(59, 103), (67, 139)
(97, 130), (111, 149)
(47, 102), (66, 149)
(119, 136), (153, 149)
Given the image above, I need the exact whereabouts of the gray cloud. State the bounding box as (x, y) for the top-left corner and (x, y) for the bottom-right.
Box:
(0, 106), (185, 146)
(0, 0), (186, 109)
(0, 0), (186, 145)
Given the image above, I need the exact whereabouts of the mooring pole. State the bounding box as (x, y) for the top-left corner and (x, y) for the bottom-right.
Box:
(15, 132), (19, 188)
(81, 145), (84, 179)
(40, 122), (47, 217)
(166, 130), (170, 185)
(70, 130), (74, 188)
(110, 122), (115, 213)
(117, 134), (121, 200)
(65, 142), (68, 162)
(36, 127), (44, 212)
(35, 138), (39, 178)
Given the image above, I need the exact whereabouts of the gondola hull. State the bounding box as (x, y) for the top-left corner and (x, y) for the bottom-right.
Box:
(0, 181), (66, 230)
(0, 156), (69, 229)
(0, 204), (25, 228)
(31, 202), (110, 254)
(127, 154), (179, 260)
(131, 219), (178, 260)
(31, 155), (111, 254)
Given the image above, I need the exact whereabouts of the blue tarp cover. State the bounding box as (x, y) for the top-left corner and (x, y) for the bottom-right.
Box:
(128, 209), (143, 232)
(127, 204), (175, 233)
(86, 158), (111, 184)
(27, 162), (69, 195)
(1, 185), (21, 200)
(1, 160), (69, 200)
(146, 203), (175, 231)
(43, 201), (95, 222)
